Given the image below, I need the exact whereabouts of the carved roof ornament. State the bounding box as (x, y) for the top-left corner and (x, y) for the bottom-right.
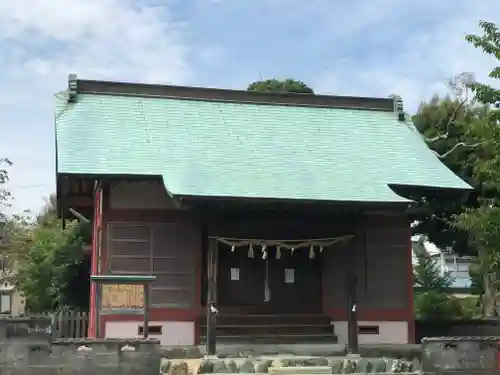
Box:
(68, 73), (78, 103)
(389, 94), (405, 121)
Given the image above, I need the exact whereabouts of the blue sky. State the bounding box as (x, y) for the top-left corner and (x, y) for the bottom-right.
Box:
(0, 0), (499, 215)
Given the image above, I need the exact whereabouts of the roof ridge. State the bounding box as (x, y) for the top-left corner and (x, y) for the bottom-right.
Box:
(66, 73), (398, 113)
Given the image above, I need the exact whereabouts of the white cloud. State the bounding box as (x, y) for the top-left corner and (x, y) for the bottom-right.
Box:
(0, 0), (189, 83)
(312, 0), (500, 112)
(0, 0), (190, 215)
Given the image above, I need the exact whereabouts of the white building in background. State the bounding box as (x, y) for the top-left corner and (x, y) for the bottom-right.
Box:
(412, 235), (475, 296)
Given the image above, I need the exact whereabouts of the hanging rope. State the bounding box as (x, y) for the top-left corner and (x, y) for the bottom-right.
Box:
(210, 234), (354, 250)
(209, 234), (354, 259)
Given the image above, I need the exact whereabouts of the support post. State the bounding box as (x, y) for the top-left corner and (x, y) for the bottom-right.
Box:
(206, 238), (217, 356)
(95, 279), (101, 337)
(346, 272), (359, 355)
(143, 283), (150, 338)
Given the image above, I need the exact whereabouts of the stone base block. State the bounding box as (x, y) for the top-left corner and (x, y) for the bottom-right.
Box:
(268, 366), (333, 375)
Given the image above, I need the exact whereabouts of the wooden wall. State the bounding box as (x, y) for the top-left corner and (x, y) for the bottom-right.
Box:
(105, 180), (200, 309)
(103, 179), (411, 317)
(362, 214), (410, 309)
(109, 180), (181, 210)
(322, 213), (411, 311)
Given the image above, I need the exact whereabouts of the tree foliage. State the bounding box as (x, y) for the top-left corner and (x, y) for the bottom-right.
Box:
(452, 204), (500, 316)
(411, 96), (486, 255)
(6, 200), (91, 313)
(413, 254), (453, 292)
(465, 21), (500, 111)
(415, 21), (500, 317)
(0, 158), (12, 225)
(447, 21), (500, 317)
(247, 79), (314, 94)
(413, 254), (464, 319)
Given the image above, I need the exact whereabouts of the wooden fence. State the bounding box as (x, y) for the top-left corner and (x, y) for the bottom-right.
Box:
(24, 310), (89, 338)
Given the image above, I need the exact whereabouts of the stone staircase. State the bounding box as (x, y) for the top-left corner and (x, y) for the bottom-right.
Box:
(199, 313), (337, 344)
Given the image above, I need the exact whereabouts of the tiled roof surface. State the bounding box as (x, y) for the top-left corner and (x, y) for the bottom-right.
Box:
(55, 90), (471, 202)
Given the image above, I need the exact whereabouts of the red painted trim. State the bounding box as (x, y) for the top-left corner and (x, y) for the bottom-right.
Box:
(88, 187), (102, 338)
(87, 189), (101, 337)
(407, 226), (415, 343)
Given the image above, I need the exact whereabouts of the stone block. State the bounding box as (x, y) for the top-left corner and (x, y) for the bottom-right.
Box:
(422, 336), (499, 372)
(368, 358), (385, 373)
(162, 346), (202, 359)
(271, 358), (292, 368)
(0, 316), (52, 344)
(169, 361), (191, 375)
(409, 358), (420, 372)
(340, 359), (356, 373)
(255, 359), (273, 373)
(161, 358), (172, 374)
(354, 358), (372, 373)
(388, 359), (404, 373)
(328, 358), (343, 373)
(302, 358), (329, 367)
(226, 359), (238, 373)
(357, 345), (421, 361)
(268, 366), (333, 375)
(239, 359), (255, 373)
(212, 359), (229, 373)
(198, 359), (215, 374)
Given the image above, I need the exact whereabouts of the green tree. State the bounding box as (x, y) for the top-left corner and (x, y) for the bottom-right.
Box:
(414, 254), (453, 292)
(453, 204), (500, 316)
(7, 199), (91, 312)
(411, 92), (486, 255)
(413, 253), (463, 319)
(247, 79), (314, 94)
(448, 20), (500, 317)
(465, 21), (500, 115)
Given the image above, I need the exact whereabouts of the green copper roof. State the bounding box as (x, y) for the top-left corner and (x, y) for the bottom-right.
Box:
(55, 91), (472, 203)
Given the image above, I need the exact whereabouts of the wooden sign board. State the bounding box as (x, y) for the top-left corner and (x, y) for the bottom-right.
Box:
(101, 284), (144, 309)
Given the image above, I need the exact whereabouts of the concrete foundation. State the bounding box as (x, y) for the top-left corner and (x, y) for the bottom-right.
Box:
(0, 317), (162, 375)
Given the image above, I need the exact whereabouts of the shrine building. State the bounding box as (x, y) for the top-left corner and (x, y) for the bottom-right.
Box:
(55, 75), (471, 346)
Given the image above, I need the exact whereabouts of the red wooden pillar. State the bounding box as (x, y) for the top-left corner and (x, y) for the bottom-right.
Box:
(88, 184), (103, 338)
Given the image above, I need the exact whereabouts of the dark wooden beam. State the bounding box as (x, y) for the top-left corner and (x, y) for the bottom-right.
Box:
(346, 271), (359, 354)
(206, 238), (218, 355)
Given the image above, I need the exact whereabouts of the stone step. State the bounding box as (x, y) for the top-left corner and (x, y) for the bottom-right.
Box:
(200, 311), (330, 325)
(207, 314), (332, 326)
(268, 366), (333, 375)
(200, 333), (337, 344)
(200, 324), (334, 336)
